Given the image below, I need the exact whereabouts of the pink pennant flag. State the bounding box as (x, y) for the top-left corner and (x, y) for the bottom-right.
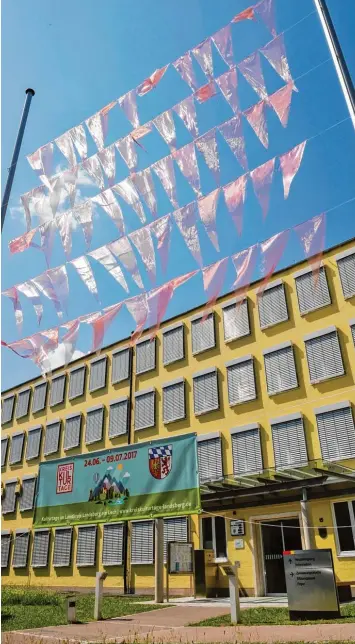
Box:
(244, 100), (268, 148)
(62, 168), (78, 209)
(55, 131), (77, 167)
(1, 338), (37, 359)
(47, 265), (69, 314)
(90, 302), (123, 353)
(198, 188), (220, 251)
(132, 168), (157, 217)
(250, 157), (275, 219)
(219, 114), (248, 171)
(173, 52), (198, 91)
(31, 272), (64, 319)
(92, 188), (125, 235)
(20, 193), (32, 231)
(114, 178), (146, 223)
(16, 281), (43, 325)
(196, 130), (220, 185)
(294, 213), (326, 278)
(232, 244), (258, 296)
(89, 245), (129, 292)
(259, 229), (289, 292)
(216, 67), (239, 113)
(238, 51), (268, 101)
(223, 174), (247, 236)
(109, 237), (144, 289)
(152, 155), (179, 209)
(232, 6), (255, 22)
(195, 81), (218, 103)
(255, 0), (277, 36)
(118, 89), (140, 128)
(279, 141), (307, 199)
(40, 143), (54, 177)
(146, 282), (175, 337)
(71, 256), (99, 301)
(212, 25), (234, 68)
(83, 155), (105, 189)
(174, 202), (203, 266)
(116, 135), (138, 171)
(150, 214), (172, 273)
(153, 110), (177, 150)
(9, 229), (37, 255)
(2, 287), (23, 333)
(74, 202), (93, 249)
(85, 101), (115, 151)
(61, 319), (81, 367)
(130, 227), (156, 284)
(98, 144), (116, 186)
(202, 257), (229, 311)
(137, 65), (169, 96)
(27, 149), (42, 175)
(192, 38), (214, 81)
(260, 34), (293, 83)
(125, 293), (149, 343)
(70, 124), (88, 160)
(173, 142), (201, 197)
(36, 220), (55, 267)
(173, 96), (199, 138)
(31, 328), (60, 375)
(268, 82), (294, 127)
(57, 211), (74, 260)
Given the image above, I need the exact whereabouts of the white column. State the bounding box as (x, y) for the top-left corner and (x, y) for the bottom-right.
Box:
(154, 518), (164, 603)
(301, 488), (312, 550)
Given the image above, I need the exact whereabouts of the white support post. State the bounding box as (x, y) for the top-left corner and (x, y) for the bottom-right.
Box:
(229, 562), (241, 624)
(301, 488), (312, 550)
(94, 572), (107, 620)
(154, 518), (164, 604)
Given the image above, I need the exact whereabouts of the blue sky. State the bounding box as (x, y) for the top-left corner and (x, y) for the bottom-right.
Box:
(2, 0), (355, 390)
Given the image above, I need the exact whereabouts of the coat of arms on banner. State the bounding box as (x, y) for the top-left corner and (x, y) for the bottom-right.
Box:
(148, 445), (172, 480)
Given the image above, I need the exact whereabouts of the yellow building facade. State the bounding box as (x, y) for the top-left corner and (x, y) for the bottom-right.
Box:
(2, 240), (355, 598)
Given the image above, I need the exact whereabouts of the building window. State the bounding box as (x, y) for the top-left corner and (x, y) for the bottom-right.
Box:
(191, 312), (216, 355)
(12, 530), (30, 568)
(134, 389), (155, 431)
(32, 382), (47, 413)
(26, 426), (42, 460)
(163, 324), (184, 365)
(231, 424), (263, 475)
(294, 266), (331, 315)
(258, 281), (288, 329)
(197, 434), (223, 483)
(1, 532), (11, 568)
(222, 298), (250, 343)
(50, 374), (66, 407)
(202, 516), (227, 560)
(64, 414), (82, 450)
(226, 356), (256, 406)
(44, 420), (61, 456)
(271, 414), (308, 469)
(351, 322), (355, 347)
(102, 523), (124, 565)
(2, 394), (15, 424)
(333, 500), (355, 555)
(2, 481), (17, 514)
(15, 388), (31, 419)
(263, 342), (298, 395)
(193, 368), (219, 416)
(336, 249), (355, 299)
(85, 405), (104, 445)
(162, 379), (185, 424)
(305, 327), (344, 383)
(112, 347), (130, 383)
(164, 516), (188, 563)
(20, 477), (37, 512)
(131, 520), (154, 564)
(53, 527), (72, 567)
(32, 529), (50, 568)
(69, 366), (86, 400)
(76, 525), (97, 566)
(89, 356), (107, 392)
(9, 432), (25, 465)
(136, 338), (156, 375)
(315, 402), (355, 462)
(1, 436), (9, 468)
(109, 398), (128, 438)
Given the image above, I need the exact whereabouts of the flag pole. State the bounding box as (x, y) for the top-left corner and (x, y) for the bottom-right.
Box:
(1, 88), (35, 231)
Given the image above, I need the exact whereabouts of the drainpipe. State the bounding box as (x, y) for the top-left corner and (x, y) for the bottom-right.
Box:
(123, 339), (134, 594)
(300, 488), (312, 550)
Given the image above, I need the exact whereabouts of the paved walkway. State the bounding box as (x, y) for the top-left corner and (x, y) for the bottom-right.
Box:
(3, 604), (355, 643)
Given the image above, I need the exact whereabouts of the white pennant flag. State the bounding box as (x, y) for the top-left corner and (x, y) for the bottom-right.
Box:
(174, 202), (203, 266)
(71, 256), (99, 300)
(153, 110), (177, 150)
(129, 227), (156, 283)
(113, 178), (146, 223)
(92, 189), (125, 235)
(70, 124), (88, 160)
(74, 202), (93, 249)
(89, 245), (129, 292)
(192, 38), (214, 81)
(132, 168), (157, 217)
(55, 131), (77, 167)
(57, 211), (74, 260)
(98, 144), (116, 185)
(118, 89), (139, 128)
(82, 155), (105, 189)
(196, 130), (220, 185)
(173, 96), (199, 138)
(109, 237), (144, 289)
(115, 136), (138, 171)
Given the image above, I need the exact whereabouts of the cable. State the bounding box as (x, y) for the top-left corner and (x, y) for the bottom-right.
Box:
(202, 510), (354, 531)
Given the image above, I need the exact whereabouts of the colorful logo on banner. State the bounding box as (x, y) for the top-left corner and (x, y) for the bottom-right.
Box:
(149, 444), (172, 480)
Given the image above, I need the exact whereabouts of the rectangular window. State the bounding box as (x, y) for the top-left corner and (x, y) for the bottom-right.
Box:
(222, 298), (250, 342)
(9, 432), (25, 465)
(85, 405), (104, 445)
(32, 382), (47, 413)
(305, 327), (344, 383)
(294, 266), (331, 315)
(231, 424), (263, 475)
(2, 481), (17, 514)
(264, 343), (298, 395)
(1, 436), (9, 467)
(109, 398), (128, 438)
(191, 312), (215, 355)
(351, 322), (355, 347)
(226, 356), (256, 406)
(53, 527), (72, 567)
(69, 366), (86, 400)
(15, 388), (31, 419)
(26, 426), (42, 460)
(12, 530), (30, 568)
(134, 389), (155, 431)
(102, 523), (124, 565)
(193, 368), (219, 416)
(333, 500), (355, 555)
(131, 520), (154, 564)
(20, 477), (37, 511)
(50, 374), (66, 407)
(32, 529), (50, 568)
(89, 356), (107, 392)
(136, 338), (156, 374)
(44, 420), (61, 456)
(163, 379), (185, 424)
(197, 434), (223, 483)
(271, 414), (308, 469)
(2, 394), (15, 424)
(112, 347), (130, 383)
(163, 324), (184, 365)
(336, 249), (355, 299)
(202, 516), (227, 560)
(164, 516), (188, 563)
(76, 525), (97, 566)
(1, 532), (11, 568)
(315, 402), (355, 461)
(258, 281), (288, 329)
(64, 414), (82, 450)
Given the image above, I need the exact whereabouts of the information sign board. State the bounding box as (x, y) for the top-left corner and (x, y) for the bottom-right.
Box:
(168, 542), (193, 574)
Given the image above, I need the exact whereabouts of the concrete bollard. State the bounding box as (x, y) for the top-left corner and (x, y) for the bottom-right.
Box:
(94, 571), (108, 620)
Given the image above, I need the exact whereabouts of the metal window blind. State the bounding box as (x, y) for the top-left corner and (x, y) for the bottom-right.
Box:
(44, 421), (61, 456)
(163, 381), (185, 424)
(193, 371), (219, 415)
(198, 437), (223, 483)
(12, 532), (29, 568)
(69, 366), (86, 399)
(109, 400), (128, 438)
(232, 428), (263, 475)
(89, 357), (107, 391)
(26, 427), (42, 460)
(76, 525), (97, 566)
(85, 407), (104, 444)
(264, 346), (298, 395)
(295, 267), (331, 314)
(164, 516), (188, 563)
(352, 324), (355, 346)
(163, 326), (184, 365)
(131, 521), (154, 564)
(112, 349), (130, 383)
(32, 382), (47, 413)
(32, 530), (50, 568)
(227, 359), (256, 405)
(102, 523), (123, 565)
(258, 284), (288, 329)
(1, 534), (11, 568)
(134, 391), (155, 430)
(20, 478), (36, 511)
(2, 395), (15, 424)
(271, 418), (308, 468)
(9, 433), (24, 464)
(64, 415), (82, 450)
(316, 406), (355, 461)
(223, 300), (250, 342)
(50, 375), (66, 406)
(53, 528), (72, 567)
(191, 314), (215, 354)
(1, 437), (9, 467)
(16, 389), (31, 419)
(136, 339), (156, 374)
(2, 482), (16, 514)
(338, 253), (355, 299)
(305, 331), (344, 383)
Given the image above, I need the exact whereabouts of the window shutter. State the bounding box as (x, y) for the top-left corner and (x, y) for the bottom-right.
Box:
(227, 357), (256, 405)
(85, 406), (104, 444)
(264, 344), (298, 395)
(1, 437), (9, 467)
(12, 531), (30, 568)
(20, 477), (37, 511)
(163, 380), (185, 424)
(44, 421), (61, 456)
(2, 481), (17, 514)
(197, 436), (223, 482)
(32, 382), (47, 413)
(112, 348), (130, 383)
(89, 356), (107, 392)
(50, 374), (66, 406)
(337, 251), (355, 299)
(295, 267), (331, 315)
(2, 395), (15, 424)
(163, 325), (184, 365)
(191, 313), (215, 354)
(258, 283), (288, 329)
(76, 525), (97, 566)
(1, 533), (11, 568)
(26, 426), (42, 460)
(193, 369), (219, 416)
(232, 426), (263, 475)
(131, 520), (154, 564)
(222, 299), (250, 342)
(15, 389), (31, 419)
(134, 390), (155, 430)
(305, 329), (344, 383)
(271, 416), (308, 468)
(316, 404), (355, 461)
(102, 523), (123, 565)
(352, 324), (355, 346)
(9, 432), (24, 464)
(64, 414), (82, 450)
(136, 338), (156, 374)
(53, 527), (72, 567)
(32, 530), (50, 568)
(109, 399), (128, 438)
(164, 516), (188, 563)
(69, 366), (86, 399)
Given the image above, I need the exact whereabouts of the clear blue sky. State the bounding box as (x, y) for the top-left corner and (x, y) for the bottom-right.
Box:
(2, 0), (355, 390)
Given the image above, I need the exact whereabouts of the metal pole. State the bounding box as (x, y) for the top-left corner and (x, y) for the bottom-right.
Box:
(123, 341), (134, 594)
(313, 0), (355, 130)
(1, 88), (35, 230)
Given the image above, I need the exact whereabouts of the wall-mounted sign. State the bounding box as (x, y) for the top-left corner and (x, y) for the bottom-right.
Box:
(230, 519), (245, 536)
(168, 542), (193, 574)
(234, 539), (244, 549)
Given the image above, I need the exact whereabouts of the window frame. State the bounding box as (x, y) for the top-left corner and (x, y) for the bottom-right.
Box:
(9, 431), (25, 465)
(257, 279), (289, 330)
(200, 515), (227, 563)
(43, 419), (61, 456)
(162, 322), (185, 366)
(136, 337), (156, 375)
(112, 346), (131, 383)
(190, 311), (216, 356)
(134, 388), (156, 431)
(230, 423), (263, 476)
(331, 499), (355, 557)
(50, 373), (66, 407)
(304, 326), (344, 384)
(76, 524), (97, 567)
(270, 412), (308, 470)
(15, 387), (31, 419)
(109, 397), (129, 438)
(1, 530), (11, 568)
(1, 435), (9, 468)
(31, 528), (51, 568)
(2, 479), (18, 514)
(314, 401), (355, 463)
(2, 394), (15, 424)
(197, 432), (223, 483)
(336, 248), (355, 300)
(294, 264), (331, 315)
(89, 355), (107, 392)
(162, 378), (186, 424)
(226, 355), (256, 406)
(102, 522), (124, 566)
(221, 296), (250, 343)
(64, 413), (82, 451)
(192, 367), (219, 416)
(26, 425), (42, 461)
(85, 404), (105, 445)
(263, 341), (298, 396)
(19, 475), (37, 512)
(32, 381), (48, 413)
(53, 526), (73, 568)
(68, 365), (86, 400)
(130, 519), (154, 565)
(12, 529), (30, 569)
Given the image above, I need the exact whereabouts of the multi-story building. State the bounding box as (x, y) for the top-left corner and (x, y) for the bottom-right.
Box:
(2, 239), (355, 598)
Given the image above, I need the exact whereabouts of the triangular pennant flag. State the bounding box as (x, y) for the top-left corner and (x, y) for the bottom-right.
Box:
(129, 226), (156, 283)
(132, 168), (157, 217)
(90, 302), (123, 353)
(198, 188), (220, 251)
(31, 272), (64, 319)
(223, 174), (247, 236)
(294, 213), (326, 281)
(212, 24), (234, 68)
(137, 65), (169, 96)
(98, 144), (116, 186)
(244, 100), (268, 148)
(71, 256), (99, 300)
(74, 201), (93, 249)
(47, 176), (63, 216)
(173, 52), (198, 91)
(260, 34), (293, 83)
(2, 287), (23, 333)
(27, 149), (42, 175)
(173, 142), (202, 197)
(268, 82), (294, 127)
(196, 130), (220, 185)
(153, 110), (177, 150)
(47, 265), (69, 314)
(31, 328), (60, 375)
(118, 89), (139, 128)
(39, 220), (56, 267)
(126, 293), (149, 343)
(57, 211), (74, 260)
(238, 51), (268, 101)
(232, 244), (258, 295)
(192, 38), (214, 81)
(250, 157), (275, 219)
(89, 245), (129, 292)
(219, 114), (248, 170)
(92, 188), (125, 235)
(146, 282), (175, 336)
(115, 135), (138, 171)
(202, 257), (228, 310)
(113, 178), (146, 223)
(2, 337), (37, 359)
(61, 319), (81, 367)
(55, 131), (77, 167)
(279, 141), (307, 198)
(32, 191), (51, 226)
(255, 0), (277, 36)
(173, 96), (199, 138)
(20, 193), (32, 231)
(9, 229), (37, 255)
(82, 155), (105, 189)
(216, 67), (239, 113)
(85, 101), (115, 151)
(109, 237), (144, 289)
(16, 281), (43, 325)
(195, 81), (218, 103)
(40, 143), (54, 177)
(149, 214), (172, 273)
(232, 7), (255, 23)
(152, 155), (179, 209)
(62, 168), (78, 209)
(70, 124), (88, 160)
(259, 229), (289, 291)
(174, 202), (203, 266)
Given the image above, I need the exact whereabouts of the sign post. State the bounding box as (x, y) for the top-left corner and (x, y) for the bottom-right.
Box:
(221, 562), (241, 624)
(167, 542), (194, 603)
(154, 518), (164, 604)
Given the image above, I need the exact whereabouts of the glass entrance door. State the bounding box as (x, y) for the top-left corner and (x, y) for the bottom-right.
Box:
(261, 518), (302, 594)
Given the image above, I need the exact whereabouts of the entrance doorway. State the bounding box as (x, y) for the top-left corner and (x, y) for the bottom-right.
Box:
(261, 518), (302, 594)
